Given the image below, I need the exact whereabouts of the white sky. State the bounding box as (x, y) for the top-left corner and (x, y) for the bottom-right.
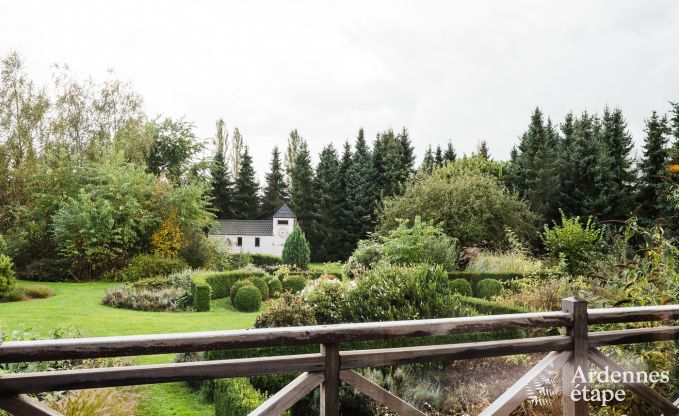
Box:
(2, 0), (679, 170)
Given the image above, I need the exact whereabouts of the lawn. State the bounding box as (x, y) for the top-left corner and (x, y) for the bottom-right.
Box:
(0, 280), (261, 415)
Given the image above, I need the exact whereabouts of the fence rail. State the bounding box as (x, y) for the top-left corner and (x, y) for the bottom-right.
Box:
(1, 298), (678, 415)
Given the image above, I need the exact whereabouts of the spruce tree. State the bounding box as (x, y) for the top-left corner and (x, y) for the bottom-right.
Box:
(314, 144), (341, 261)
(476, 140), (490, 160)
(434, 145), (444, 167)
(345, 128), (375, 245)
(637, 111), (671, 226)
(232, 145), (260, 219)
(568, 112), (604, 217)
(669, 102), (679, 174)
(398, 127), (416, 177)
(260, 146), (288, 218)
(336, 141), (354, 259)
(513, 108), (561, 222)
(210, 123), (234, 218)
(289, 141), (318, 250)
(373, 129), (408, 198)
(443, 141), (457, 163)
(421, 145), (434, 173)
(557, 112), (578, 215)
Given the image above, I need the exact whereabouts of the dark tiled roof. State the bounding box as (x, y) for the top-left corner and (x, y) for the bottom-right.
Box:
(210, 220), (273, 236)
(273, 203), (296, 218)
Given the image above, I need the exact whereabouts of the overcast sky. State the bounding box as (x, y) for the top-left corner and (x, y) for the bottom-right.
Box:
(2, 0), (679, 170)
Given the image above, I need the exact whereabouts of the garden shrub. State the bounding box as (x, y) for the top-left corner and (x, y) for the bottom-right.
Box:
(193, 283), (211, 312)
(542, 211), (605, 274)
(382, 217), (459, 272)
(344, 238), (384, 277)
(214, 378), (266, 416)
(122, 254), (188, 281)
(476, 278), (503, 299)
(205, 268), (267, 299)
(303, 279), (349, 324)
(264, 276), (283, 298)
(282, 225), (310, 270)
(230, 280), (255, 306)
(19, 285), (53, 299)
(103, 286), (189, 311)
(448, 272), (525, 293)
(250, 254), (283, 266)
(19, 258), (71, 281)
(281, 275), (307, 293)
(2, 288), (26, 302)
(449, 278), (472, 297)
(225, 252), (252, 270)
(234, 286), (262, 312)
(0, 254), (16, 297)
(247, 276), (270, 301)
(457, 296), (528, 315)
(254, 293), (317, 328)
(179, 232), (222, 269)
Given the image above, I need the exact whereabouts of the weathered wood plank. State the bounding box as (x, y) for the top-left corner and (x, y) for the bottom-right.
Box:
(340, 370), (425, 416)
(589, 348), (679, 415)
(479, 351), (571, 416)
(320, 343), (340, 416)
(589, 326), (679, 346)
(340, 335), (573, 369)
(0, 354), (324, 395)
(249, 372), (323, 416)
(0, 394), (63, 416)
(0, 312), (570, 363)
(561, 298), (588, 416)
(588, 305), (679, 324)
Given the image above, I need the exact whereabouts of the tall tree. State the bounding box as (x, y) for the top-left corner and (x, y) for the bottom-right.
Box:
(443, 140), (457, 163)
(476, 140), (490, 160)
(557, 112), (578, 215)
(314, 144), (341, 261)
(434, 145), (444, 167)
(260, 146), (288, 217)
(232, 145), (260, 219)
(398, 127), (416, 177)
(229, 127), (244, 181)
(336, 141), (354, 259)
(345, 128), (376, 244)
(637, 111), (671, 226)
(284, 129), (302, 189)
(289, 141), (318, 249)
(144, 118), (202, 183)
(210, 119), (234, 218)
(420, 145), (434, 173)
(373, 129), (409, 198)
(512, 108), (561, 222)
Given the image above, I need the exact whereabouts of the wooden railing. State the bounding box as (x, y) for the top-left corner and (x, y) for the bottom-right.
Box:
(1, 298), (679, 415)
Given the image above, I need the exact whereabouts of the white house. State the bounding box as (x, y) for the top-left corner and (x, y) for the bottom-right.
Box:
(208, 203), (297, 257)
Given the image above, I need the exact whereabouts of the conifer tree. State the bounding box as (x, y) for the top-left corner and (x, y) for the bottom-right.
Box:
(232, 145), (260, 219)
(557, 112), (578, 215)
(373, 129), (408, 198)
(398, 128), (416, 177)
(282, 225), (310, 270)
(443, 141), (457, 163)
(289, 141), (318, 248)
(637, 111), (671, 225)
(566, 112), (604, 217)
(260, 146), (288, 218)
(476, 140), (490, 160)
(345, 128), (375, 245)
(284, 129), (302, 188)
(421, 145), (434, 173)
(314, 144), (341, 261)
(434, 145), (444, 167)
(336, 141), (354, 259)
(210, 119), (234, 218)
(669, 102), (679, 174)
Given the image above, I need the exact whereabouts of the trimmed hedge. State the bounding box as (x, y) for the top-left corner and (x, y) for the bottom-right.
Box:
(192, 283), (211, 312)
(449, 278), (472, 296)
(250, 254), (283, 266)
(203, 269), (267, 299)
(281, 275), (307, 293)
(248, 276), (270, 301)
(234, 286), (262, 312)
(476, 278), (503, 299)
(214, 378), (266, 415)
(230, 280), (255, 306)
(264, 276), (283, 298)
(123, 254), (188, 281)
(457, 295), (529, 315)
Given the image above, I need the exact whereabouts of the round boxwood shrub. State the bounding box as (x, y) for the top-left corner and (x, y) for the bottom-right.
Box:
(0, 254), (16, 297)
(476, 278), (503, 299)
(230, 280), (255, 306)
(233, 286), (262, 312)
(449, 278), (472, 297)
(247, 276), (270, 301)
(282, 275), (307, 293)
(264, 276), (283, 298)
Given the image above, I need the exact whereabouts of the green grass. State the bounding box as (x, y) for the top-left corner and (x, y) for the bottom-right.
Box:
(0, 280), (261, 416)
(308, 262), (343, 275)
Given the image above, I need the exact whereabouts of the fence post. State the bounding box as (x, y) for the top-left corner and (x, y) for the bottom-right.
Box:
(561, 297), (588, 416)
(320, 343), (340, 416)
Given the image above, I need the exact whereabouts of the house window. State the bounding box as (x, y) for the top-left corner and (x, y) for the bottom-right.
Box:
(255, 237), (260, 247)
(237, 237), (242, 247)
(277, 220), (288, 225)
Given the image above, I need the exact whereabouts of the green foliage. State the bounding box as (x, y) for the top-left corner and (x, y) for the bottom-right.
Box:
(144, 117), (203, 183)
(281, 275), (307, 293)
(344, 238), (383, 276)
(381, 217), (459, 271)
(343, 129), (377, 245)
(303, 279), (349, 324)
(264, 276), (283, 298)
(1, 284), (53, 302)
(542, 211), (605, 274)
(214, 378), (266, 416)
(249, 254), (282, 266)
(192, 283), (211, 312)
(0, 254), (16, 296)
(254, 292), (317, 328)
(230, 279), (255, 306)
(289, 141), (318, 250)
(234, 286), (262, 312)
(456, 296), (528, 315)
(19, 258), (71, 281)
(122, 254), (188, 282)
(247, 276), (269, 301)
(282, 225), (310, 270)
(260, 146), (288, 219)
(449, 278), (472, 297)
(210, 120), (234, 219)
(204, 268), (266, 299)
(103, 285), (189, 311)
(476, 278), (503, 299)
(232, 145), (260, 218)
(314, 144), (341, 261)
(637, 111), (672, 226)
(379, 169), (538, 249)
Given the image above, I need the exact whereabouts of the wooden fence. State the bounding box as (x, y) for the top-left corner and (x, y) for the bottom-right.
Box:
(1, 298), (679, 415)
